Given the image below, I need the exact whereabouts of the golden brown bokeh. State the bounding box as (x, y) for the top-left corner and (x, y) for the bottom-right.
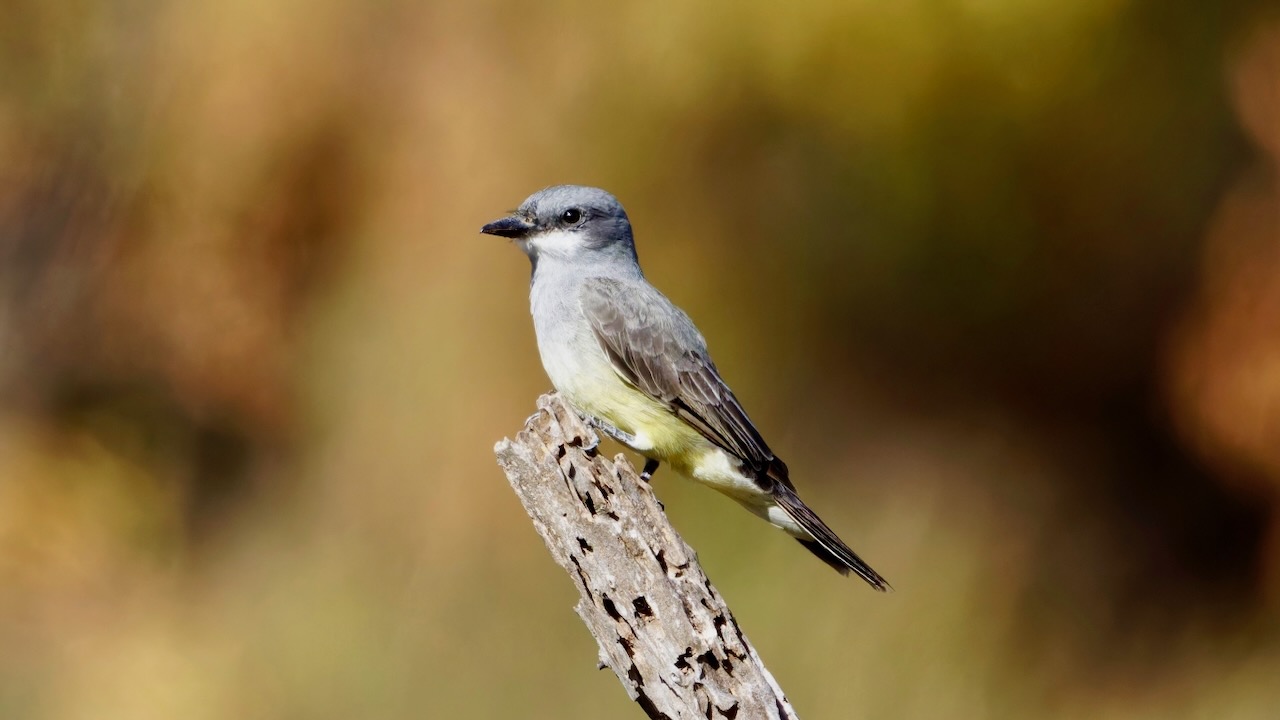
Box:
(2, 1), (1279, 717)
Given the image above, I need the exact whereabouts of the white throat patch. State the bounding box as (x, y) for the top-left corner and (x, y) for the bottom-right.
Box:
(527, 228), (587, 259)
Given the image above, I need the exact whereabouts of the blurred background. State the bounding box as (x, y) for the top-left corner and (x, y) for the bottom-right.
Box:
(2, 0), (1280, 717)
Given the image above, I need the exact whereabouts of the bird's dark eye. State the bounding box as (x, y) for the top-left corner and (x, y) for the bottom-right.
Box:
(560, 208), (582, 224)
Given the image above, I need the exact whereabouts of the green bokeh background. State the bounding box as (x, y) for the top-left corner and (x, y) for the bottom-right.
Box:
(3, 1), (1280, 717)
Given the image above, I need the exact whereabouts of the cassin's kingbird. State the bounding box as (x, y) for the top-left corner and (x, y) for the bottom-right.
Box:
(483, 185), (889, 590)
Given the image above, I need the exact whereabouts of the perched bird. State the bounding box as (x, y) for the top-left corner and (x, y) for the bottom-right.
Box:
(483, 185), (889, 590)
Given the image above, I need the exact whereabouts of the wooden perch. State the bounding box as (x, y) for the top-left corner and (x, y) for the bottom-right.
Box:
(493, 393), (800, 720)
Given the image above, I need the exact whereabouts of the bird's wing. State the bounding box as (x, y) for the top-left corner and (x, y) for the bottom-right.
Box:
(579, 276), (775, 474)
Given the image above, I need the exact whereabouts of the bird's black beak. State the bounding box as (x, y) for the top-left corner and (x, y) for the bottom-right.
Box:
(480, 214), (534, 239)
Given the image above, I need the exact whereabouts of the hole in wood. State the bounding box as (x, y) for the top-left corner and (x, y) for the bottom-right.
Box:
(602, 595), (622, 622)
(696, 650), (721, 672)
(632, 595), (654, 620)
(674, 647), (694, 674)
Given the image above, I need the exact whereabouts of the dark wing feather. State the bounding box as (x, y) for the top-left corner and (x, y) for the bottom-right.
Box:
(581, 278), (890, 586)
(580, 277), (774, 474)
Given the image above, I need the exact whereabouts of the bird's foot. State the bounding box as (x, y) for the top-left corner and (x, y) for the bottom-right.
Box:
(640, 458), (660, 482)
(580, 414), (641, 448)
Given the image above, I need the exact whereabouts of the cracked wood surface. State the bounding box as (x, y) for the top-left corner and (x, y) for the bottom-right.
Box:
(494, 393), (800, 720)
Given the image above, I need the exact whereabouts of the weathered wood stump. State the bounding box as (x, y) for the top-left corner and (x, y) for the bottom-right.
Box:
(494, 393), (799, 720)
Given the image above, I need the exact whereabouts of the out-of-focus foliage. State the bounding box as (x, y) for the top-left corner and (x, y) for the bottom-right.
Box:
(2, 0), (1279, 717)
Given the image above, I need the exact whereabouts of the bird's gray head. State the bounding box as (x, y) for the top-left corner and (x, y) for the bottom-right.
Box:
(481, 185), (639, 271)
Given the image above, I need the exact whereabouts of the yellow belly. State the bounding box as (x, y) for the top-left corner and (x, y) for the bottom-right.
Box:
(561, 373), (767, 503)
(563, 373), (703, 463)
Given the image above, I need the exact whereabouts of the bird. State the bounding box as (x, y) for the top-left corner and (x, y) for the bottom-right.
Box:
(482, 185), (889, 590)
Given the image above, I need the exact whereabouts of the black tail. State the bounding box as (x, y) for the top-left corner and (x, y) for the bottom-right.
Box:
(773, 483), (891, 591)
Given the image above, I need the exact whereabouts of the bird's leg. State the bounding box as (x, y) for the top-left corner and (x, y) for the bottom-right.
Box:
(579, 414), (658, 481)
(578, 413), (606, 442)
(640, 458), (660, 482)
(580, 414), (642, 450)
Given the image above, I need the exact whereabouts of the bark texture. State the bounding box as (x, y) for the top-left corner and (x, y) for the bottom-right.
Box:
(493, 393), (800, 720)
